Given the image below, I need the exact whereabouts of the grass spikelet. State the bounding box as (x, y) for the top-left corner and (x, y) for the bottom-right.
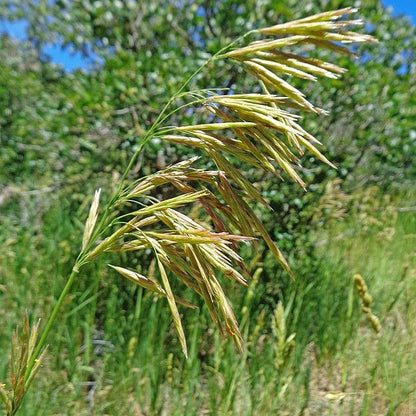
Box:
(250, 57), (318, 81)
(109, 264), (167, 295)
(353, 274), (382, 333)
(130, 191), (208, 217)
(263, 51), (345, 78)
(109, 265), (196, 309)
(223, 36), (308, 58)
(368, 313), (382, 333)
(82, 188), (101, 251)
(245, 60), (319, 112)
(175, 121), (256, 131)
(261, 8), (358, 31)
(155, 256), (188, 358)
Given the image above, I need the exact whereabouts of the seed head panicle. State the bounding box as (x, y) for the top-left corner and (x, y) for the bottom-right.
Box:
(80, 8), (375, 355)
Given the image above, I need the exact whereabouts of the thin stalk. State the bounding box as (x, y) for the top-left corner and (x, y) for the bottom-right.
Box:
(24, 265), (80, 380)
(84, 271), (101, 366)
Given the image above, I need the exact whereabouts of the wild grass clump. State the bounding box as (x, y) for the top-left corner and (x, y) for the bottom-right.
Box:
(0, 8), (375, 415)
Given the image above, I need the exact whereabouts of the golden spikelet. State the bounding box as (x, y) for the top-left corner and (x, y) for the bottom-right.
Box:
(82, 188), (101, 251)
(353, 274), (382, 333)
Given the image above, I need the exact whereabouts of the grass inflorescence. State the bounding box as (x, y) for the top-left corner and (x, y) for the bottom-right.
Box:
(0, 7), (377, 415)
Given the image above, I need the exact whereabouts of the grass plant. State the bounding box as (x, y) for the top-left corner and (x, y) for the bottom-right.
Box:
(0, 8), (376, 415)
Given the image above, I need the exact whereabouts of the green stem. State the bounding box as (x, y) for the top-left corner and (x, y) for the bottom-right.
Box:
(24, 265), (80, 381)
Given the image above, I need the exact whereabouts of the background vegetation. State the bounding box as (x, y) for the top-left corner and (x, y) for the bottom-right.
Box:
(1, 0), (415, 414)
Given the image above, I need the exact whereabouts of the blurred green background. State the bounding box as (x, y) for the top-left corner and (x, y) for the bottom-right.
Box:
(1, 1), (415, 414)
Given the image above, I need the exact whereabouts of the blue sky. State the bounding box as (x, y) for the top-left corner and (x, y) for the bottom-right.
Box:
(384, 0), (416, 23)
(0, 1), (414, 72)
(0, 19), (95, 71)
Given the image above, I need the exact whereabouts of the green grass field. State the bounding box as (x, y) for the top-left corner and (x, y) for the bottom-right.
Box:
(1, 191), (415, 415)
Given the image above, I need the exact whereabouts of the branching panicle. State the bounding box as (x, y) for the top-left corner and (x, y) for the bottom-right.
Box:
(80, 7), (375, 355)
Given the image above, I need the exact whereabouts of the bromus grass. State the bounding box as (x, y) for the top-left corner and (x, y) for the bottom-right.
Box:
(0, 8), (375, 415)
